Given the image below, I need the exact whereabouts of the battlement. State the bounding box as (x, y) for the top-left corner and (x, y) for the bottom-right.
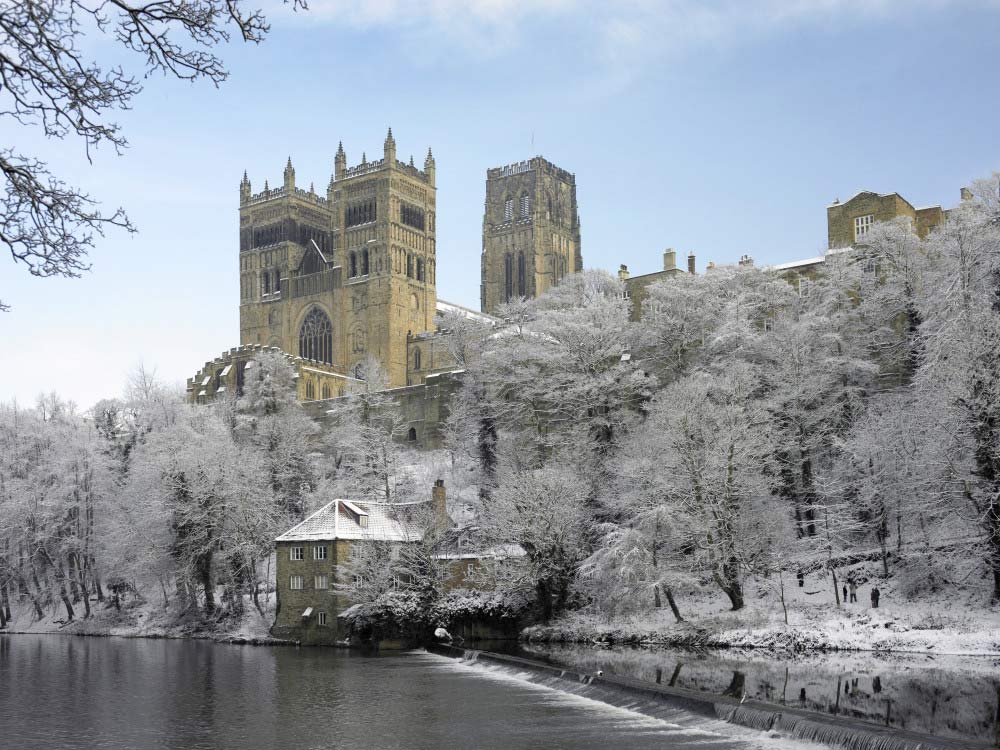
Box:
(486, 156), (575, 184)
(243, 184), (330, 208)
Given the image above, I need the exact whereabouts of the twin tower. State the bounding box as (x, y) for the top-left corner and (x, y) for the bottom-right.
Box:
(236, 131), (580, 392)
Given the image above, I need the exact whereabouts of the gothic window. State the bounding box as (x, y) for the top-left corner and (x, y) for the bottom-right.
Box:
(300, 247), (322, 275)
(416, 258), (424, 282)
(305, 380), (315, 400)
(410, 293), (419, 310)
(298, 307), (333, 364)
(321, 383), (331, 399)
(413, 347), (422, 371)
(361, 249), (370, 275)
(274, 270), (281, 293)
(406, 254), (414, 278)
(349, 252), (357, 278)
(503, 197), (513, 222)
(262, 271), (270, 295)
(504, 254), (513, 302)
(520, 192), (530, 218)
(401, 204), (426, 230)
(517, 252), (526, 297)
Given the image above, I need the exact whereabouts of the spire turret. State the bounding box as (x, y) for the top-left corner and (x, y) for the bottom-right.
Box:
(424, 147), (435, 187)
(283, 156), (295, 190)
(240, 170), (251, 204)
(335, 141), (346, 180)
(384, 127), (396, 164)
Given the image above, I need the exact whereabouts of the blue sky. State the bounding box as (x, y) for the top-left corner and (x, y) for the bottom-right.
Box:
(3, 0), (999, 409)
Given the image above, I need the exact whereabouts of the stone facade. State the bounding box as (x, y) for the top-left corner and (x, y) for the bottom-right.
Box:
(827, 190), (945, 249)
(237, 130), (437, 390)
(618, 248), (691, 321)
(481, 157), (582, 314)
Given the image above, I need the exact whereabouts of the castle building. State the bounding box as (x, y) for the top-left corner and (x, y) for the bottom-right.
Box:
(826, 190), (946, 249)
(480, 157), (582, 314)
(236, 129), (438, 393)
(617, 249), (694, 320)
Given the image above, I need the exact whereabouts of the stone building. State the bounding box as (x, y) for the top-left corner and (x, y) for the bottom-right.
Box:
(236, 129), (437, 391)
(616, 248), (694, 320)
(480, 157), (582, 314)
(827, 190), (946, 249)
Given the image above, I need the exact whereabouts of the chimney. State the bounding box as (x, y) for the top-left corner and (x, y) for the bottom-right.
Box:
(961, 186), (973, 202)
(618, 264), (630, 281)
(738, 254), (754, 267)
(432, 479), (448, 528)
(663, 248), (676, 272)
(687, 252), (696, 274)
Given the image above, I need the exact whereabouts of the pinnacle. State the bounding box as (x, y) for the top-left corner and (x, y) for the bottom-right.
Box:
(285, 156), (293, 170)
(336, 141), (345, 157)
(362, 151), (367, 163)
(409, 155), (414, 166)
(386, 126), (394, 142)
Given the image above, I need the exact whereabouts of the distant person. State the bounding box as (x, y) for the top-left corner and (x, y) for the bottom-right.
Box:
(872, 676), (882, 694)
(849, 581), (858, 603)
(871, 586), (880, 608)
(798, 571), (804, 587)
(842, 584), (847, 602)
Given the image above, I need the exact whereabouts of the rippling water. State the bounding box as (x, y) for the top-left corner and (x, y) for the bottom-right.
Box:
(0, 636), (817, 750)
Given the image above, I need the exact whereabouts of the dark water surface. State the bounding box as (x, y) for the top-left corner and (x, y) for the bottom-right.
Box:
(522, 643), (1000, 748)
(0, 635), (815, 750)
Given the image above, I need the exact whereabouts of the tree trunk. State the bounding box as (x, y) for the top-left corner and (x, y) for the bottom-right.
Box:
(73, 554), (91, 619)
(662, 585), (684, 623)
(1, 584), (11, 622)
(714, 557), (744, 610)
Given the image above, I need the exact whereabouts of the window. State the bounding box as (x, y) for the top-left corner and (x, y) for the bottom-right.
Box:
(290, 546), (304, 561)
(273, 270), (281, 294)
(351, 327), (366, 353)
(520, 193), (530, 218)
(305, 380), (315, 400)
(391, 575), (401, 589)
(504, 254), (513, 302)
(361, 248), (369, 276)
(321, 384), (331, 400)
(854, 214), (874, 240)
(314, 574), (329, 590)
(353, 574), (364, 589)
(503, 197), (513, 221)
(313, 545), (327, 561)
(349, 251), (357, 278)
(466, 563), (475, 577)
(406, 254), (414, 278)
(317, 611), (328, 626)
(799, 278), (812, 298)
(299, 307), (333, 364)
(413, 348), (422, 371)
(517, 252), (526, 297)
(416, 258), (425, 282)
(289, 575), (304, 590)
(407, 427), (417, 442)
(262, 271), (270, 295)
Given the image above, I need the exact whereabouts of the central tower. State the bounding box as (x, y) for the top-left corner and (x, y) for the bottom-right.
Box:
(481, 157), (581, 314)
(238, 129), (437, 390)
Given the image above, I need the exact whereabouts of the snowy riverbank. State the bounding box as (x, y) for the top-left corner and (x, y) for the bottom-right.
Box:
(524, 573), (1000, 656)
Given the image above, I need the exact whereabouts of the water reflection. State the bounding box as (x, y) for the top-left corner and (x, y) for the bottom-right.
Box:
(522, 643), (1000, 747)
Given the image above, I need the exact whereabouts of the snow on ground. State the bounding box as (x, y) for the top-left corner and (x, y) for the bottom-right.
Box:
(527, 563), (1000, 656)
(2, 588), (281, 643)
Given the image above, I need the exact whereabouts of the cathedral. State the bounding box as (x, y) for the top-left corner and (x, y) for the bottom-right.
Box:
(187, 131), (580, 444)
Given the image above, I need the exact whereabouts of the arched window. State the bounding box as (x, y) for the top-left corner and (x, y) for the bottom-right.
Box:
(274, 270), (281, 293)
(298, 307), (333, 364)
(413, 347), (422, 371)
(520, 192), (530, 218)
(406, 254), (413, 278)
(410, 293), (419, 310)
(349, 252), (357, 278)
(361, 249), (369, 275)
(351, 327), (366, 353)
(305, 380), (315, 400)
(504, 254), (513, 302)
(517, 252), (526, 297)
(416, 258), (424, 282)
(407, 427), (417, 442)
(262, 271), (270, 295)
(321, 383), (331, 400)
(503, 197), (513, 221)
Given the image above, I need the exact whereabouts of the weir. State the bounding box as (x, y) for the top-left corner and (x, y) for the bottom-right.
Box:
(427, 645), (992, 750)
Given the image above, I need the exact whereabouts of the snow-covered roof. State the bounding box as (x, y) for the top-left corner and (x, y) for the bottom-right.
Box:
(436, 298), (499, 326)
(434, 543), (525, 561)
(771, 256), (825, 271)
(275, 498), (429, 542)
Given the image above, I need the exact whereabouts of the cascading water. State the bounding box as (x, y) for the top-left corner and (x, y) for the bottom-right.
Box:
(434, 647), (988, 750)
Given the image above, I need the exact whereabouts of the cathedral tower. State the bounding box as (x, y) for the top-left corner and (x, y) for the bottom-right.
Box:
(238, 130), (437, 391)
(481, 157), (581, 314)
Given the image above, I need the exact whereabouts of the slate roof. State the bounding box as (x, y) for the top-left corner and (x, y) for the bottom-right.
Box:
(275, 499), (429, 543)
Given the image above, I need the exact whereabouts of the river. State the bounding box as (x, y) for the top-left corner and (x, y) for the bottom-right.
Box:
(0, 635), (827, 750)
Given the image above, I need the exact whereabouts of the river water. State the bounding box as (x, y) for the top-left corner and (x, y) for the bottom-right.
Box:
(0, 635), (823, 750)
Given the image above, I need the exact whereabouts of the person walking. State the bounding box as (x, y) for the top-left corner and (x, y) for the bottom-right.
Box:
(849, 581), (858, 603)
(870, 586), (880, 609)
(842, 584), (848, 602)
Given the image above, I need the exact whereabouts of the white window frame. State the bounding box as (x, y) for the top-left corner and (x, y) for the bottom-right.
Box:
(520, 194), (530, 218)
(290, 546), (304, 561)
(289, 575), (304, 590)
(314, 574), (329, 590)
(317, 611), (328, 626)
(503, 198), (513, 221)
(854, 214), (874, 240)
(353, 574), (364, 589)
(313, 545), (327, 561)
